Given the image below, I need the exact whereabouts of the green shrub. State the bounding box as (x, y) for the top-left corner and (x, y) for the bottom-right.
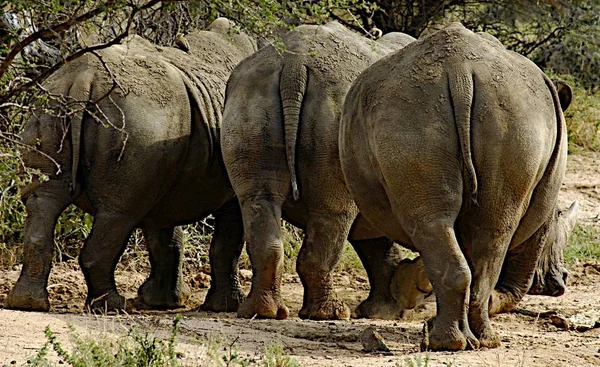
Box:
(564, 88), (600, 152)
(28, 315), (182, 367)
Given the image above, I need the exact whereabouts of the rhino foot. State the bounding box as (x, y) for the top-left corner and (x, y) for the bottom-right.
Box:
(85, 291), (126, 313)
(201, 286), (245, 312)
(353, 296), (402, 320)
(421, 318), (480, 351)
(5, 281), (50, 312)
(237, 290), (289, 320)
(299, 297), (350, 321)
(476, 328), (501, 348)
(488, 289), (517, 316)
(138, 278), (190, 309)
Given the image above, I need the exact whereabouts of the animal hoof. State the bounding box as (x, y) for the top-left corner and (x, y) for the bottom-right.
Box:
(201, 287), (245, 312)
(477, 329), (501, 348)
(138, 278), (190, 309)
(299, 298), (350, 320)
(237, 291), (289, 319)
(5, 283), (50, 312)
(420, 318), (479, 351)
(86, 292), (126, 313)
(353, 297), (402, 320)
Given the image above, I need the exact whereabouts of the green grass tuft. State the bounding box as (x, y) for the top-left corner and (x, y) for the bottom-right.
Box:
(336, 242), (366, 276)
(263, 341), (298, 367)
(28, 315), (183, 367)
(565, 224), (600, 264)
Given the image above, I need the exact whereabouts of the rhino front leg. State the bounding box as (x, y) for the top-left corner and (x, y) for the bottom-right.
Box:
(351, 237), (404, 319)
(138, 226), (189, 309)
(296, 213), (352, 320)
(202, 199), (245, 312)
(6, 181), (72, 311)
(79, 212), (136, 312)
(237, 196), (289, 319)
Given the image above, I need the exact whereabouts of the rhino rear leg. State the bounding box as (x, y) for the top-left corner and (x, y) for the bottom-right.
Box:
(79, 212), (136, 312)
(296, 213), (353, 320)
(6, 181), (72, 311)
(138, 226), (189, 309)
(201, 199), (245, 312)
(351, 237), (404, 319)
(414, 220), (479, 351)
(466, 230), (513, 348)
(237, 196), (289, 320)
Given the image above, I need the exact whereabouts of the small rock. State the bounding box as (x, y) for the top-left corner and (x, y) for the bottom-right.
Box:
(359, 326), (390, 353)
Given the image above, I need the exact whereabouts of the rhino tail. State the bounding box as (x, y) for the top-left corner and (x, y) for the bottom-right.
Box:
(280, 55), (308, 201)
(67, 75), (94, 194)
(448, 67), (478, 205)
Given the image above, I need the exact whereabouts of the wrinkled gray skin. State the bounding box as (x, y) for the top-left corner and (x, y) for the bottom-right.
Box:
(340, 23), (578, 350)
(391, 81), (577, 316)
(221, 22), (416, 320)
(6, 18), (257, 312)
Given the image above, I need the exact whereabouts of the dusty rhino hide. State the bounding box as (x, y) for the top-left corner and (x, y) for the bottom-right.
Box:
(221, 21), (417, 321)
(6, 18), (257, 312)
(340, 22), (578, 351)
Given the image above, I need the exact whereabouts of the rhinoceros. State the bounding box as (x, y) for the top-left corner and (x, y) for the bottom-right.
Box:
(339, 23), (578, 350)
(221, 22), (416, 320)
(6, 18), (257, 312)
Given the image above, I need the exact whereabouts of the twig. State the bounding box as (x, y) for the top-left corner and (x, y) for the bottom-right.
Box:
(0, 131), (62, 174)
(512, 307), (559, 318)
(0, 1), (119, 79)
(0, 102), (30, 110)
(0, 0), (169, 103)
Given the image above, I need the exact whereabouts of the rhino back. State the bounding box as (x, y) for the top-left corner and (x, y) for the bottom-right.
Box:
(343, 23), (563, 243)
(22, 27), (254, 222)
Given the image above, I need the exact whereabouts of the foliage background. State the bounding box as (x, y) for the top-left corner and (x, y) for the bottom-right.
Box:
(0, 0), (598, 270)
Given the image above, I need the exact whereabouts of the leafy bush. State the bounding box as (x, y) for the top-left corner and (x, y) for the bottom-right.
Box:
(564, 88), (600, 152)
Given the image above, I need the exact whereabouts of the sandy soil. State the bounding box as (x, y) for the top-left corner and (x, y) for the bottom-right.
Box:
(1, 153), (599, 367)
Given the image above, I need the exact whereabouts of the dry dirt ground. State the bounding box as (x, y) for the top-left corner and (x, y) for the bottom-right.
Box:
(1, 153), (599, 367)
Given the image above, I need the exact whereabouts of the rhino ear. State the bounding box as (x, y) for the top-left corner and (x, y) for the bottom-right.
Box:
(563, 201), (580, 233)
(555, 81), (573, 112)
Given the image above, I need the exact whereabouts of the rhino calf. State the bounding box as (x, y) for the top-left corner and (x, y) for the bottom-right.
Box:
(340, 23), (577, 351)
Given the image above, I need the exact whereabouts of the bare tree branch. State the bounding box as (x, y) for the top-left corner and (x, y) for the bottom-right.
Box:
(0, 1), (120, 79)
(0, 0), (168, 104)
